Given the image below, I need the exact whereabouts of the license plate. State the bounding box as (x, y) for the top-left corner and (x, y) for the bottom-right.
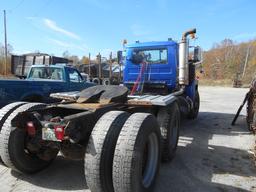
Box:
(42, 128), (60, 142)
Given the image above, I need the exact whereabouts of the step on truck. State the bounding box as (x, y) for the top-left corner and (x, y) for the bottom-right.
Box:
(0, 28), (202, 192)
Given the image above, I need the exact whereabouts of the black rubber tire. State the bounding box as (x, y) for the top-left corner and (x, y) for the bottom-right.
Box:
(157, 102), (180, 162)
(113, 113), (161, 192)
(0, 102), (27, 132)
(84, 111), (130, 192)
(92, 78), (100, 85)
(188, 90), (200, 119)
(103, 78), (110, 85)
(0, 102), (27, 163)
(0, 103), (56, 173)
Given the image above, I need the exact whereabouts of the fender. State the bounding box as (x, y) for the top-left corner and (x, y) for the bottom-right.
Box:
(185, 79), (198, 101)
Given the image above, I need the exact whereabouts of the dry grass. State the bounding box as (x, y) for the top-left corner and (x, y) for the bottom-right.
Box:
(199, 78), (233, 87)
(0, 57), (11, 73)
(0, 74), (17, 79)
(199, 78), (252, 88)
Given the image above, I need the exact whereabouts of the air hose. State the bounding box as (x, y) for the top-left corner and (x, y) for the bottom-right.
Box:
(130, 61), (147, 95)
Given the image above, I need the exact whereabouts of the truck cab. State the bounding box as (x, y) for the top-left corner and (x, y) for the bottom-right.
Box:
(124, 41), (178, 95)
(123, 36), (202, 102)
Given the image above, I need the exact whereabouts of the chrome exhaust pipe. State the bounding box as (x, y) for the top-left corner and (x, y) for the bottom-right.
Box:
(182, 28), (196, 40)
(179, 28), (196, 85)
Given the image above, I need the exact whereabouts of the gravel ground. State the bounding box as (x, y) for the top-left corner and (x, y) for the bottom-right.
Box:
(0, 86), (255, 192)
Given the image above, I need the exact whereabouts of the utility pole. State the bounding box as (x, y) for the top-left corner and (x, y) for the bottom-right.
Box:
(242, 45), (251, 79)
(88, 53), (91, 79)
(3, 10), (8, 75)
(97, 53), (102, 80)
(109, 52), (112, 80)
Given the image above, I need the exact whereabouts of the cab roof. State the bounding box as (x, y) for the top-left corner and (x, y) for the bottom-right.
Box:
(126, 40), (177, 48)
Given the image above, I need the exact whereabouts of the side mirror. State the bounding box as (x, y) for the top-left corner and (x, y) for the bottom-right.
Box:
(194, 46), (202, 62)
(117, 51), (123, 64)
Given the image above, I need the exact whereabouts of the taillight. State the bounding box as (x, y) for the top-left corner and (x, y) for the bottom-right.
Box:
(54, 125), (65, 141)
(27, 121), (36, 136)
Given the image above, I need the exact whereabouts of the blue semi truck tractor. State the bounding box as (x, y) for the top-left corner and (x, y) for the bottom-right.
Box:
(0, 29), (202, 192)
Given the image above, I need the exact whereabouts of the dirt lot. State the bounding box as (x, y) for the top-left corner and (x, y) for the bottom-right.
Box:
(0, 86), (255, 192)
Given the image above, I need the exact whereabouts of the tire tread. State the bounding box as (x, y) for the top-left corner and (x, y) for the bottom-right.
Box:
(84, 111), (129, 192)
(0, 103), (46, 172)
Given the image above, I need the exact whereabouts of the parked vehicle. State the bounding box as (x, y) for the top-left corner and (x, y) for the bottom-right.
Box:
(0, 65), (95, 107)
(11, 53), (72, 77)
(0, 28), (202, 192)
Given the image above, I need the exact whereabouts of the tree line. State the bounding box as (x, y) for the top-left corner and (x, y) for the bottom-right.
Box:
(201, 39), (256, 84)
(0, 43), (12, 75)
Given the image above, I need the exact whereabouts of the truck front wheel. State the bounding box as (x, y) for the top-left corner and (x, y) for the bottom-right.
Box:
(112, 113), (161, 192)
(0, 103), (58, 173)
(188, 90), (200, 119)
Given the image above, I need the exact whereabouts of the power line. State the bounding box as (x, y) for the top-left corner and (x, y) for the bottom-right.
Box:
(7, 0), (25, 13)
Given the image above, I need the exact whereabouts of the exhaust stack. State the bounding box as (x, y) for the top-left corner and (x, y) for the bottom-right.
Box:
(179, 28), (196, 85)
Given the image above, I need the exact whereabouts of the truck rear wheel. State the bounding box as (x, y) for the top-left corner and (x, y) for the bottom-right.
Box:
(188, 90), (200, 119)
(0, 103), (58, 173)
(0, 102), (27, 131)
(0, 102), (27, 163)
(157, 102), (180, 162)
(113, 113), (161, 192)
(84, 111), (130, 192)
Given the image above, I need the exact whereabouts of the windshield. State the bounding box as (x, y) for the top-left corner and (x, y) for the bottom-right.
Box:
(131, 48), (167, 64)
(28, 67), (64, 80)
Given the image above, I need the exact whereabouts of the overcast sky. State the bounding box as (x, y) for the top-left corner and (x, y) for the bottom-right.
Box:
(0, 0), (255, 58)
